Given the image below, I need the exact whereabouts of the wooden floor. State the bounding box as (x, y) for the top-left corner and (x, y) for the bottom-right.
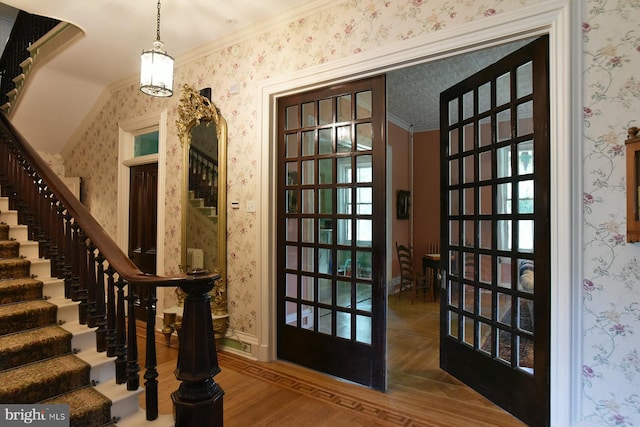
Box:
(137, 296), (525, 426)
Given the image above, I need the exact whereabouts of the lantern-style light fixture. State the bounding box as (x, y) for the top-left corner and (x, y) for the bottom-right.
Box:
(140, 0), (174, 97)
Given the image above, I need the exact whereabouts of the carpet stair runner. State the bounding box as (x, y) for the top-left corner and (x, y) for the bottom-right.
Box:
(188, 190), (217, 223)
(0, 193), (154, 426)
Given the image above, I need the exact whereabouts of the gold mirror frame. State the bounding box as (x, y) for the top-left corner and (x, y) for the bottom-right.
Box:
(176, 84), (228, 331)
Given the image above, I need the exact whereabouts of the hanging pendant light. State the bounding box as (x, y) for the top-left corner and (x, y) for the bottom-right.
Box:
(140, 0), (174, 97)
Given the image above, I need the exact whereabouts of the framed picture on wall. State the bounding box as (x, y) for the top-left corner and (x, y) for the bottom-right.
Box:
(397, 190), (410, 219)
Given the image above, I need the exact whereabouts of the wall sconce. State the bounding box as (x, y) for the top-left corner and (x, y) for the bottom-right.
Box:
(140, 0), (174, 97)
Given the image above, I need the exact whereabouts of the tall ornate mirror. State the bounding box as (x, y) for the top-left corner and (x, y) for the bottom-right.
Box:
(176, 84), (227, 331)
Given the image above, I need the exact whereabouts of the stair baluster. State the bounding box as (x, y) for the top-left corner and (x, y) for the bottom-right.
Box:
(44, 191), (60, 278)
(69, 221), (81, 302)
(114, 276), (127, 384)
(37, 184), (52, 260)
(62, 211), (73, 298)
(77, 229), (89, 324)
(23, 166), (39, 246)
(189, 145), (218, 209)
(86, 239), (97, 328)
(105, 265), (117, 357)
(54, 202), (67, 279)
(126, 286), (140, 391)
(144, 287), (159, 420)
(94, 251), (107, 352)
(12, 156), (28, 230)
(0, 113), (224, 425)
(0, 11), (59, 106)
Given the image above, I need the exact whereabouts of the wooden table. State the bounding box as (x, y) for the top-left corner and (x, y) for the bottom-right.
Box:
(422, 253), (441, 296)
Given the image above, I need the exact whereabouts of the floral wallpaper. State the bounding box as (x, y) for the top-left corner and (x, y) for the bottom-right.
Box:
(581, 0), (640, 425)
(61, 0), (640, 425)
(37, 151), (65, 176)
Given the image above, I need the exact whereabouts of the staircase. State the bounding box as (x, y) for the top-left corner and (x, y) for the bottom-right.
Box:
(0, 112), (223, 426)
(187, 190), (217, 223)
(185, 191), (218, 272)
(0, 191), (172, 426)
(0, 14), (83, 116)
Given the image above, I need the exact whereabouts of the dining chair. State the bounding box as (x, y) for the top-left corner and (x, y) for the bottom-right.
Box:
(395, 242), (433, 303)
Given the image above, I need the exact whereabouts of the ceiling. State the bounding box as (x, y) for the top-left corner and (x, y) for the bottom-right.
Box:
(1, 0), (528, 153)
(2, 0), (317, 153)
(387, 40), (529, 131)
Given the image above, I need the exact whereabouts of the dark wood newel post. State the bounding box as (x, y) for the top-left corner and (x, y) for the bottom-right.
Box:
(0, 113), (230, 425)
(172, 270), (224, 427)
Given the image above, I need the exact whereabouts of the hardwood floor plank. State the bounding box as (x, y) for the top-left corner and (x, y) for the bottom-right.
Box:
(136, 297), (525, 426)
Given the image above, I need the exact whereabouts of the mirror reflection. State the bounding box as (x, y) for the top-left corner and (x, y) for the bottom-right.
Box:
(185, 120), (219, 271)
(176, 84), (228, 344)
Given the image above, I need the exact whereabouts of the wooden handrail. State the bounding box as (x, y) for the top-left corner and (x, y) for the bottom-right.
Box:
(0, 112), (224, 426)
(0, 113), (213, 286)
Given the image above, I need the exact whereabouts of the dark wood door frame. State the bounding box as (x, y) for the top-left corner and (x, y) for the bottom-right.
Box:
(439, 36), (550, 426)
(128, 162), (159, 321)
(276, 75), (387, 390)
(262, 11), (572, 424)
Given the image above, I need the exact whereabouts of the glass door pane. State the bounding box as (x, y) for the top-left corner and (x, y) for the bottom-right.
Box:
(277, 76), (386, 390)
(439, 37), (550, 426)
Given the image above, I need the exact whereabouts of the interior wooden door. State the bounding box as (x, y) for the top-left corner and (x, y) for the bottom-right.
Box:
(277, 75), (387, 390)
(128, 162), (158, 321)
(439, 37), (550, 426)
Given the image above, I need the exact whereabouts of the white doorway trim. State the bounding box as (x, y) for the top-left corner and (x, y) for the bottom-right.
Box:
(256, 1), (578, 425)
(117, 110), (168, 313)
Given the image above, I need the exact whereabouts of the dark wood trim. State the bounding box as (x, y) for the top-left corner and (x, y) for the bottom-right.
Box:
(0, 113), (205, 287)
(276, 75), (387, 390)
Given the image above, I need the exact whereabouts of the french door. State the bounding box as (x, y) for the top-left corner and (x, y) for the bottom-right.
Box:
(277, 75), (387, 390)
(440, 37), (550, 426)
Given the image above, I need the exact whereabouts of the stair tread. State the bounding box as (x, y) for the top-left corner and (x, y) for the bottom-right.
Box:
(59, 319), (96, 335)
(0, 299), (57, 335)
(0, 240), (20, 257)
(0, 256), (30, 261)
(0, 324), (71, 352)
(0, 298), (54, 314)
(0, 233), (7, 241)
(0, 354), (90, 403)
(0, 198), (140, 424)
(0, 277), (42, 286)
(0, 353), (87, 377)
(0, 277), (43, 304)
(94, 382), (142, 403)
(0, 257), (31, 280)
(42, 385), (112, 427)
(0, 325), (72, 371)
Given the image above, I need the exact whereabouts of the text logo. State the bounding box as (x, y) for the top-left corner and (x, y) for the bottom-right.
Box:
(1, 405), (69, 426)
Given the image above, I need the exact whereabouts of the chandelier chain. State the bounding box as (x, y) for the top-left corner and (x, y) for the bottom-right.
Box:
(141, 0), (173, 97)
(156, 0), (162, 42)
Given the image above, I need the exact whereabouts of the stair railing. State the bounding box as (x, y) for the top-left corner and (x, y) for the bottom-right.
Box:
(189, 144), (218, 209)
(0, 11), (59, 106)
(0, 113), (224, 426)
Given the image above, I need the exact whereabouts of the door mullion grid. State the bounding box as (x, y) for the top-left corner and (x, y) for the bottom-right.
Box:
(508, 62), (524, 368)
(439, 38), (549, 425)
(348, 150), (356, 343)
(277, 75), (385, 389)
(509, 136), (519, 367)
(471, 83), (483, 350)
(445, 94), (462, 341)
(455, 92), (464, 331)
